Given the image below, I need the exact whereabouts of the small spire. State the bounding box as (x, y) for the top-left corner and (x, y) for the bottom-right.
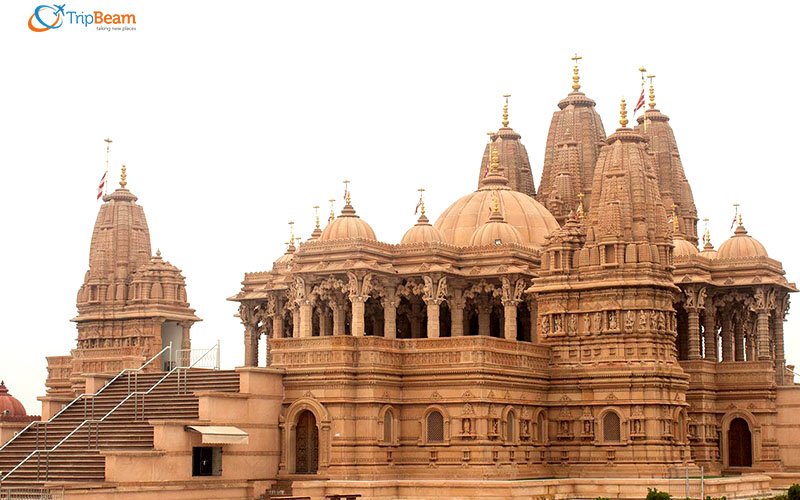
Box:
(619, 97), (628, 128)
(120, 164), (127, 188)
(288, 221), (296, 246)
(156, 249), (161, 257)
(328, 198), (336, 223)
(418, 188), (426, 217)
(313, 206), (320, 229)
(577, 192), (585, 220)
(502, 94), (511, 127)
(571, 54), (582, 92)
(343, 180), (351, 206)
(733, 203), (741, 228)
(647, 74), (656, 109)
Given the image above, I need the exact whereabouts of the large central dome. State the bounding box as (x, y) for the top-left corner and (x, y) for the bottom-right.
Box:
(434, 186), (559, 248)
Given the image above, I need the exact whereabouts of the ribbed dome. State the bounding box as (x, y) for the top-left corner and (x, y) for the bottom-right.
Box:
(700, 241), (718, 259)
(717, 225), (768, 259)
(319, 203), (377, 241)
(469, 209), (524, 246)
(401, 214), (444, 245)
(434, 188), (558, 248)
(274, 244), (295, 269)
(0, 381), (27, 419)
(673, 237), (699, 258)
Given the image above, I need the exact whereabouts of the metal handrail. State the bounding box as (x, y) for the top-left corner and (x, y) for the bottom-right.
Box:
(0, 342), (220, 484)
(0, 343), (173, 455)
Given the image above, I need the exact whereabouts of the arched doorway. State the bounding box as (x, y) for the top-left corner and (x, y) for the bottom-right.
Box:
(295, 410), (319, 473)
(728, 417), (752, 467)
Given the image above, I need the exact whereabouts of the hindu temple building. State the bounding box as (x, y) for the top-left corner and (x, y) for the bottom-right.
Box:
(1, 58), (799, 499)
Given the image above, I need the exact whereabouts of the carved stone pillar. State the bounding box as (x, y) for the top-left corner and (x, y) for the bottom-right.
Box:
(686, 308), (701, 360)
(244, 328), (258, 367)
(292, 308), (300, 338)
(773, 313), (786, 384)
(180, 323), (191, 352)
(333, 304), (345, 336)
(503, 301), (518, 340)
(478, 297), (491, 336)
(756, 310), (771, 361)
(720, 316), (733, 362)
(528, 298), (538, 343)
(351, 297), (366, 336)
(746, 325), (756, 361)
(703, 305), (717, 361)
(425, 299), (441, 338)
(272, 314), (284, 340)
(382, 295), (397, 339)
(450, 288), (464, 336)
(299, 303), (313, 338)
(733, 317), (744, 361)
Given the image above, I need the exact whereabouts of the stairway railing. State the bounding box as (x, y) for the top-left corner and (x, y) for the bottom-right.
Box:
(0, 342), (221, 485)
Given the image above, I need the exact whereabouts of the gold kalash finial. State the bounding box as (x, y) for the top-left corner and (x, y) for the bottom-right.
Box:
(619, 97), (628, 127)
(343, 180), (351, 205)
(120, 164), (127, 188)
(571, 54), (582, 92)
(502, 94), (511, 127)
(492, 190), (500, 213)
(328, 198), (336, 222)
(313, 205), (320, 229)
(490, 144), (500, 171)
(288, 221), (296, 246)
(647, 74), (656, 109)
(417, 188), (426, 216)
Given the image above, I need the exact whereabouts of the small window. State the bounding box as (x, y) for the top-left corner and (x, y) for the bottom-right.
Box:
(603, 412), (621, 442)
(427, 411), (444, 443)
(507, 411), (515, 442)
(537, 413), (545, 443)
(192, 446), (222, 476)
(383, 411), (393, 443)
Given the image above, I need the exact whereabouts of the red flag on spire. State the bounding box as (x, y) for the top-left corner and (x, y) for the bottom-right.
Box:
(414, 198), (422, 215)
(633, 86), (645, 115)
(96, 171), (107, 200)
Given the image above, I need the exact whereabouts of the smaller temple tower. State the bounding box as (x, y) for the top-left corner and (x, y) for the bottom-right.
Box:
(44, 165), (200, 400)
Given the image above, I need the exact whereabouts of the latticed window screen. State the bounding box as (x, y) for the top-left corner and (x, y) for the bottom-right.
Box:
(507, 412), (515, 442)
(603, 412), (621, 442)
(427, 411), (444, 442)
(383, 411), (393, 442)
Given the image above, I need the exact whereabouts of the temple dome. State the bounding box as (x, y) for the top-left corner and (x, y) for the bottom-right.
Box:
(319, 203), (376, 241)
(717, 225), (768, 259)
(700, 241), (718, 259)
(434, 187), (558, 248)
(673, 237), (699, 258)
(274, 243), (296, 270)
(401, 214), (444, 245)
(468, 209), (524, 246)
(0, 381), (27, 419)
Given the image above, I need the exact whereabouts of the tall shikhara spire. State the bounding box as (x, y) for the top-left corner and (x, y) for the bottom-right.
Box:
(538, 55), (607, 225)
(635, 75), (699, 244)
(477, 95), (536, 197)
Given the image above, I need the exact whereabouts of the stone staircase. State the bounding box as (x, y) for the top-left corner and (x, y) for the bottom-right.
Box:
(0, 369), (240, 489)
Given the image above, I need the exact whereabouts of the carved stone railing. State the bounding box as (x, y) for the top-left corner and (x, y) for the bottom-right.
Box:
(270, 336), (550, 373)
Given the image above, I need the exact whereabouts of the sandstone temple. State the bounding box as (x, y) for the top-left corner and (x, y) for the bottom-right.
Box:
(0, 59), (798, 499)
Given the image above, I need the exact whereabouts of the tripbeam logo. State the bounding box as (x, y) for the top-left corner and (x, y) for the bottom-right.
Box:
(28, 4), (136, 32)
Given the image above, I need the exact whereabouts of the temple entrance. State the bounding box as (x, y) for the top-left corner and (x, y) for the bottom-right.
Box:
(160, 321), (183, 370)
(728, 418), (752, 467)
(295, 410), (319, 473)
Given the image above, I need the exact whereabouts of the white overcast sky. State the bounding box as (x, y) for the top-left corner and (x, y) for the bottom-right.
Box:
(1, 1), (798, 412)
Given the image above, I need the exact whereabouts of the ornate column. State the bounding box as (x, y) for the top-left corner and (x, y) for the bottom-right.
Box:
(745, 323), (755, 361)
(351, 297), (366, 336)
(292, 308), (300, 338)
(382, 293), (398, 339)
(180, 322), (192, 353)
(720, 316), (733, 361)
(684, 287), (705, 360)
(477, 296), (491, 336)
(347, 272), (373, 336)
(733, 315), (744, 361)
(333, 303), (345, 336)
(423, 276), (447, 339)
(774, 295), (789, 384)
(450, 287), (464, 336)
(703, 302), (717, 361)
(501, 278), (525, 341)
(425, 299), (440, 338)
(754, 288), (773, 361)
(528, 297), (538, 342)
(239, 303), (259, 367)
(272, 314), (284, 340)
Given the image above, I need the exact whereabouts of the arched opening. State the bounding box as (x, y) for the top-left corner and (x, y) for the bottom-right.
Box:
(439, 302), (451, 337)
(283, 308), (294, 338)
(383, 410), (393, 443)
(490, 306), (502, 338)
(517, 302), (531, 341)
(311, 306), (321, 336)
(506, 410), (515, 442)
(160, 321), (182, 370)
(728, 418), (752, 467)
(603, 412), (621, 442)
(365, 297), (384, 336)
(294, 410), (319, 474)
(537, 412), (545, 443)
(427, 411), (444, 443)
(466, 307), (479, 336)
(396, 297), (412, 339)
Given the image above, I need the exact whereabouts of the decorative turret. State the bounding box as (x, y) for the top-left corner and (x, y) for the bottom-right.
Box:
(401, 189), (444, 245)
(319, 184), (377, 241)
(538, 55), (607, 224)
(635, 74), (699, 244)
(477, 96), (536, 197)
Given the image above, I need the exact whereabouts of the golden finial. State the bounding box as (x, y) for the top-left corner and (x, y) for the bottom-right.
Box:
(502, 94), (511, 127)
(120, 164), (127, 188)
(703, 218), (711, 243)
(490, 145), (500, 171)
(733, 203), (741, 226)
(492, 190), (500, 213)
(343, 180), (351, 205)
(577, 192), (585, 220)
(647, 74), (656, 109)
(328, 198), (336, 222)
(313, 206), (320, 229)
(288, 221), (295, 246)
(417, 188), (426, 216)
(671, 203), (679, 232)
(571, 54), (582, 91)
(619, 97), (628, 127)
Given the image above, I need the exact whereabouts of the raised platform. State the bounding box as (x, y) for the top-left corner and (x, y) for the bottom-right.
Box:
(290, 474), (783, 499)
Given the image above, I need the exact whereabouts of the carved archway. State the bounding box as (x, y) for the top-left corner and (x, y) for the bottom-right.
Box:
(728, 417), (752, 467)
(295, 410), (319, 473)
(282, 398), (330, 474)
